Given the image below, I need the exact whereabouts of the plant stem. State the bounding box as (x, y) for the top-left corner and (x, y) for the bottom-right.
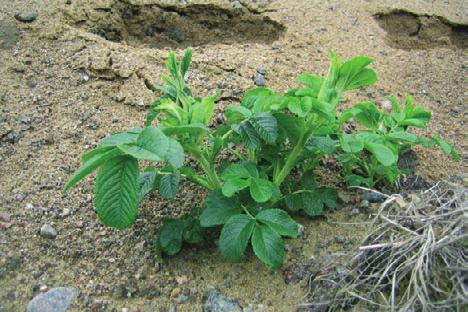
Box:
(273, 136), (305, 186)
(241, 204), (255, 219)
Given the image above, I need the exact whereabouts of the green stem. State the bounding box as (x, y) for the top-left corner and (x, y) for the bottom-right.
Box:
(241, 204), (255, 219)
(273, 136), (305, 186)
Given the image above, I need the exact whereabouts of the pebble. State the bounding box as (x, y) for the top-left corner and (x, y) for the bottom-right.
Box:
(335, 235), (346, 244)
(203, 286), (242, 312)
(40, 223), (57, 239)
(365, 193), (385, 203)
(0, 212), (10, 223)
(349, 208), (360, 216)
(20, 116), (30, 124)
(170, 287), (182, 298)
(14, 12), (38, 23)
(26, 287), (76, 312)
(256, 67), (267, 75)
(252, 74), (266, 87)
(176, 275), (188, 285)
(4, 131), (18, 143)
(175, 294), (189, 304)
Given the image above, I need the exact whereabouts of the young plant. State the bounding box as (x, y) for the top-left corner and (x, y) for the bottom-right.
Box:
(63, 49), (459, 269)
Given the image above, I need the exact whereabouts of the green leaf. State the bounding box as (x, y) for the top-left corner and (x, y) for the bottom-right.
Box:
(241, 87), (275, 109)
(181, 48), (192, 77)
(337, 56), (377, 91)
(249, 112), (278, 144)
(159, 171), (180, 200)
(348, 102), (382, 129)
(251, 224), (284, 269)
(300, 171), (317, 190)
(274, 112), (302, 145)
(118, 127), (185, 168)
(296, 73), (322, 92)
(98, 129), (142, 147)
(159, 219), (185, 256)
(64, 147), (123, 192)
(225, 105), (252, 125)
(222, 178), (251, 197)
(250, 178), (273, 203)
(219, 214), (255, 262)
(320, 187), (338, 209)
(200, 191), (242, 227)
(365, 143), (397, 166)
(256, 209), (298, 238)
(160, 124), (207, 137)
(165, 139), (185, 168)
(433, 135), (461, 161)
(221, 163), (256, 181)
(191, 92), (220, 126)
(94, 156), (139, 229)
(183, 217), (204, 244)
(345, 174), (373, 187)
(138, 171), (156, 201)
(236, 121), (261, 149)
(387, 131), (418, 143)
(306, 136), (337, 154)
(339, 134), (364, 153)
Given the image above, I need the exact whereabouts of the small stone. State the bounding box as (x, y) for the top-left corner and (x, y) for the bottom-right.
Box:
(365, 193), (385, 203)
(3, 131), (18, 143)
(14, 12), (38, 23)
(175, 294), (189, 304)
(335, 235), (346, 244)
(39, 285), (49, 292)
(0, 212), (10, 223)
(15, 193), (25, 201)
(81, 74), (90, 82)
(61, 208), (71, 217)
(297, 224), (305, 238)
(256, 67), (267, 75)
(252, 74), (266, 86)
(19, 116), (30, 124)
(203, 286), (242, 312)
(26, 287), (76, 312)
(349, 208), (360, 216)
(74, 221), (84, 228)
(176, 276), (188, 285)
(40, 223), (57, 239)
(170, 287), (182, 298)
(337, 191), (352, 204)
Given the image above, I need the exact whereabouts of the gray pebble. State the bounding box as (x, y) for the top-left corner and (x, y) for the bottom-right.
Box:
(14, 12), (38, 23)
(175, 294), (189, 304)
(203, 286), (242, 312)
(256, 67), (267, 75)
(349, 208), (360, 216)
(40, 223), (57, 239)
(365, 193), (385, 203)
(253, 74), (265, 87)
(26, 287), (76, 312)
(335, 235), (346, 244)
(20, 116), (30, 124)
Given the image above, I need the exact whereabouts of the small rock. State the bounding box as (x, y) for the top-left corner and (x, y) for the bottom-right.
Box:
(81, 73), (90, 82)
(0, 212), (10, 223)
(26, 287), (76, 312)
(203, 286), (242, 312)
(252, 74), (265, 87)
(3, 131), (18, 143)
(337, 191), (352, 204)
(176, 276), (188, 285)
(170, 287), (182, 298)
(19, 116), (30, 124)
(14, 12), (38, 23)
(256, 67), (267, 75)
(365, 193), (385, 203)
(297, 223), (305, 238)
(39, 285), (49, 292)
(40, 223), (57, 239)
(175, 294), (189, 304)
(349, 208), (360, 216)
(61, 208), (71, 217)
(335, 235), (346, 244)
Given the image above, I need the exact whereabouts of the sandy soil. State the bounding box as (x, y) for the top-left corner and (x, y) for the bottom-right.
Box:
(0, 0), (466, 311)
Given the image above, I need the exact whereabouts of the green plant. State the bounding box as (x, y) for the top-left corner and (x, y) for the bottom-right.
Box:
(63, 49), (459, 269)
